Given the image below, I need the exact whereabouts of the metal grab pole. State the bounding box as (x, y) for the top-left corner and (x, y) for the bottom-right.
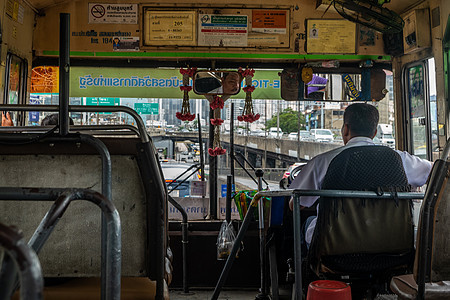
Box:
(208, 108), (217, 219)
(292, 194), (303, 300)
(226, 175), (232, 223)
(230, 103), (235, 186)
(198, 114), (206, 184)
(255, 169), (270, 300)
(59, 13), (70, 136)
(211, 200), (258, 300)
(168, 196), (190, 294)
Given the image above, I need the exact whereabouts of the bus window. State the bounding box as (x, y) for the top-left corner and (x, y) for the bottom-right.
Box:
(405, 59), (438, 161)
(4, 53), (28, 125)
(406, 64), (426, 159)
(428, 58), (439, 161)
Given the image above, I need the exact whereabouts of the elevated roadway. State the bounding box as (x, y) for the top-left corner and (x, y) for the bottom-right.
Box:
(151, 131), (341, 168)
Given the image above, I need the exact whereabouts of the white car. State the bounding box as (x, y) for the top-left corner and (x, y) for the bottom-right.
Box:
(289, 130), (311, 141)
(268, 127), (283, 138)
(310, 129), (334, 142)
(288, 132), (298, 140)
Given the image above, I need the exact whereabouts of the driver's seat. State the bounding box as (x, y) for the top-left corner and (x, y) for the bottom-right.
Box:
(307, 146), (415, 289)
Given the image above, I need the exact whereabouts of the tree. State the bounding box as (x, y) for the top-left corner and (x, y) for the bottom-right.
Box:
(266, 107), (306, 133)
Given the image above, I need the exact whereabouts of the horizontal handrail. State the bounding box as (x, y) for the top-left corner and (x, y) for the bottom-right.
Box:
(0, 104), (149, 143)
(252, 189), (425, 203)
(0, 124), (140, 136)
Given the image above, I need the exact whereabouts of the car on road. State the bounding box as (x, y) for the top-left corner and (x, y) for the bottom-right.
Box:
(288, 132), (297, 140)
(310, 129), (334, 142)
(250, 129), (266, 137)
(288, 130), (311, 141)
(268, 127), (283, 138)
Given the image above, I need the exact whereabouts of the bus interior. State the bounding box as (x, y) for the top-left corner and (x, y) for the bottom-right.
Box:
(0, 0), (450, 299)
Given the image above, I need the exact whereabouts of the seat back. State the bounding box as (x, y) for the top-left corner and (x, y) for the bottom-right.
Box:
(430, 170), (450, 281)
(414, 159), (450, 284)
(309, 146), (414, 274)
(0, 135), (168, 283)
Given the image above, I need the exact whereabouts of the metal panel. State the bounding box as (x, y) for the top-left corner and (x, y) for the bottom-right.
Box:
(0, 155), (146, 276)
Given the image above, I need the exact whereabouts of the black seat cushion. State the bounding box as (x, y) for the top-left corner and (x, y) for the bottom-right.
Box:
(321, 145), (409, 191)
(308, 145), (414, 275)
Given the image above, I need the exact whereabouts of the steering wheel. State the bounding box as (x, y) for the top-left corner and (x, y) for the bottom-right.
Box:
(288, 165), (305, 184)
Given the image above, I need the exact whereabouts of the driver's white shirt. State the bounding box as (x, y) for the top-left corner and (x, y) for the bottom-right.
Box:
(289, 136), (433, 244)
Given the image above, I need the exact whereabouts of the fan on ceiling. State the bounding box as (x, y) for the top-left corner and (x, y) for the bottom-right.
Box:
(333, 0), (404, 33)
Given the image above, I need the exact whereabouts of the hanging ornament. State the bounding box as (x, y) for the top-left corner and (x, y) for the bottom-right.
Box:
(301, 67), (313, 83)
(208, 105), (226, 156)
(237, 67), (260, 123)
(176, 67), (197, 121)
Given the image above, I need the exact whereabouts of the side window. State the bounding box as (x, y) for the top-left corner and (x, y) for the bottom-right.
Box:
(404, 59), (438, 161)
(3, 53), (28, 125)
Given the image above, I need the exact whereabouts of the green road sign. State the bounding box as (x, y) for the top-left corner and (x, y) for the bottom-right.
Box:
(86, 97), (118, 106)
(134, 103), (159, 115)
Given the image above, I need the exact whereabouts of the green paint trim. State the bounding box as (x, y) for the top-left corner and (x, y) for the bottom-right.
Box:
(43, 50), (390, 60)
(44, 51), (95, 56)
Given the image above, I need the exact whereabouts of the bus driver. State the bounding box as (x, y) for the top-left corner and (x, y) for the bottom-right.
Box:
(289, 103), (433, 248)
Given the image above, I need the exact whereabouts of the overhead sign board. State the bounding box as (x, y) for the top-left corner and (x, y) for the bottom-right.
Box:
(86, 97), (117, 106)
(134, 103), (159, 115)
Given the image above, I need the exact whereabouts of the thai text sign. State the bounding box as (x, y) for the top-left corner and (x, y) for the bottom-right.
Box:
(70, 67), (282, 99)
(342, 74), (361, 98)
(89, 3), (138, 24)
(198, 14), (248, 47)
(252, 10), (287, 34)
(144, 10), (196, 46)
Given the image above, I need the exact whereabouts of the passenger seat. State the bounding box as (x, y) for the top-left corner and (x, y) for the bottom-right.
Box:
(390, 154), (450, 299)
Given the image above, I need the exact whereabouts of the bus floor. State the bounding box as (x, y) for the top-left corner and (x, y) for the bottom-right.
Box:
(169, 287), (293, 300)
(13, 277), (162, 299)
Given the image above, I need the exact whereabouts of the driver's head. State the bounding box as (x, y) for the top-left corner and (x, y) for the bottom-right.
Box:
(341, 103), (378, 144)
(222, 72), (241, 95)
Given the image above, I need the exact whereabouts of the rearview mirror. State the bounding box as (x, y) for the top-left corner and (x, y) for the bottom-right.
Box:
(193, 71), (242, 95)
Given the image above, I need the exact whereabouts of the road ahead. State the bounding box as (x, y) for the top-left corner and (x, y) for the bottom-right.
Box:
(219, 175), (279, 191)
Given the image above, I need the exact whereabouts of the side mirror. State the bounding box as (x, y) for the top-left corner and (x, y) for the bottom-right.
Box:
(193, 71), (242, 95)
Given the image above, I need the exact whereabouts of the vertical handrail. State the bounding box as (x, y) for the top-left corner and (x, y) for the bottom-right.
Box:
(198, 114), (205, 183)
(80, 134), (112, 300)
(292, 193), (303, 300)
(256, 169), (270, 299)
(230, 103), (235, 186)
(59, 13), (70, 136)
(208, 108), (217, 219)
(168, 196), (190, 294)
(226, 175), (232, 223)
(211, 198), (259, 300)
